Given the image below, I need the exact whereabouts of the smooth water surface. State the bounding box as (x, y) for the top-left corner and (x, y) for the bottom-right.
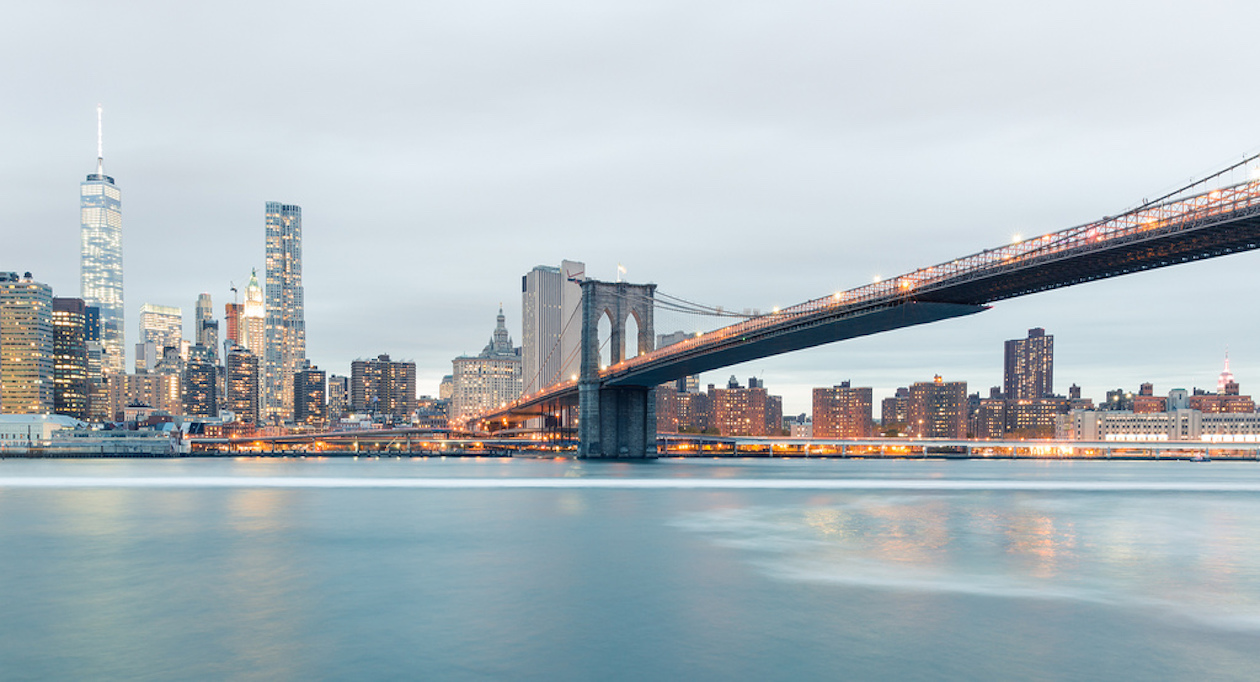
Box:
(2, 457), (1259, 680)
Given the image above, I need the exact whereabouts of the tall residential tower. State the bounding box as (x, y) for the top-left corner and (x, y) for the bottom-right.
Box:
(263, 202), (305, 424)
(1004, 328), (1054, 400)
(80, 105), (124, 376)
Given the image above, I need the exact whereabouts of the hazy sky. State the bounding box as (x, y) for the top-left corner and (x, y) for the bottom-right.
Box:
(7, 1), (1260, 414)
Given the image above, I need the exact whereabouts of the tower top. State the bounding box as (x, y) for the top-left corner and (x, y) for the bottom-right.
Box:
(96, 104), (103, 175)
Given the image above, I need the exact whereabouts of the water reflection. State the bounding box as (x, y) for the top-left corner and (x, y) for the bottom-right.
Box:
(674, 489), (1260, 630)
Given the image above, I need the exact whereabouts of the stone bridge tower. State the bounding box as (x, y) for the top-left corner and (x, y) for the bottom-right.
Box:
(578, 279), (657, 458)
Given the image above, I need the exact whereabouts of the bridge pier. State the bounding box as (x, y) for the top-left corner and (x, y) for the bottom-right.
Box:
(578, 383), (657, 458)
(577, 279), (658, 458)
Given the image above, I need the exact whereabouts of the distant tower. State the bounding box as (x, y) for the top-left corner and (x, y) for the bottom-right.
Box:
(80, 104), (125, 376)
(1004, 328), (1054, 400)
(242, 270), (265, 358)
(1218, 351), (1238, 395)
(263, 202), (305, 424)
(195, 293), (219, 366)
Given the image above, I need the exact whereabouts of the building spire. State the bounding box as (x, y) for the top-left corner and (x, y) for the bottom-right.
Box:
(96, 103), (104, 175)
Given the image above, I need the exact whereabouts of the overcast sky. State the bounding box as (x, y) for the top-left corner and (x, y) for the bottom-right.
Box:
(6, 1), (1260, 415)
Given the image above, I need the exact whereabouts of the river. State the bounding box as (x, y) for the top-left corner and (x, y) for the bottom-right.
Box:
(2, 457), (1257, 680)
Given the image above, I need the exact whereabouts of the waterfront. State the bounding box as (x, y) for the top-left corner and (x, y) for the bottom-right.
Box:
(2, 458), (1259, 680)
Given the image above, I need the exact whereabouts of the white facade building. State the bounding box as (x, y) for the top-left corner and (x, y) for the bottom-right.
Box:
(521, 260), (583, 396)
(451, 308), (522, 428)
(1060, 408), (1260, 442)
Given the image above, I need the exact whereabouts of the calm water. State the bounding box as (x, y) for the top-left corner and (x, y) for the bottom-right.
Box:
(2, 457), (1260, 681)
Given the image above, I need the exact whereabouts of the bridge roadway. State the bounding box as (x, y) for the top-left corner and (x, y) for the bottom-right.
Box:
(480, 178), (1260, 429)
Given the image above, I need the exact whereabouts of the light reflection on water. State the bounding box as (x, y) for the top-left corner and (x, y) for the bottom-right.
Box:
(2, 458), (1260, 681)
(670, 489), (1260, 633)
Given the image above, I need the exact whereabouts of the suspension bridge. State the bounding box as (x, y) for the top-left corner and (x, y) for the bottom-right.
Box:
(465, 154), (1260, 457)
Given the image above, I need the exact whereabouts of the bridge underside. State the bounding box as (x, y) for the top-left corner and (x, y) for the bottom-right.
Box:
(605, 301), (988, 388)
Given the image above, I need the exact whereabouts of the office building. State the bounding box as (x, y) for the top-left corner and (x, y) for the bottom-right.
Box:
(521, 260), (584, 395)
(907, 375), (967, 438)
(225, 302), (244, 348)
(195, 293), (219, 366)
(1004, 328), (1054, 400)
(225, 346), (260, 426)
(350, 354), (416, 420)
(52, 297), (89, 419)
(327, 374), (349, 420)
(84, 304), (110, 422)
(0, 273), (54, 414)
(293, 363), (327, 428)
(184, 352), (218, 417)
(136, 303), (182, 373)
(812, 382), (873, 438)
(80, 106), (125, 377)
(263, 202), (306, 424)
(451, 308), (522, 427)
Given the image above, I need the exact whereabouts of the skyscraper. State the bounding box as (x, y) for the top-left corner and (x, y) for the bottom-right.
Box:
(225, 346), (259, 426)
(0, 273), (54, 414)
(293, 363), (327, 428)
(80, 105), (124, 376)
(52, 298), (89, 420)
(327, 374), (349, 421)
(136, 303), (182, 373)
(183, 354), (218, 418)
(1004, 328), (1054, 400)
(195, 293), (219, 366)
(350, 354), (417, 420)
(521, 260), (584, 395)
(263, 203), (305, 424)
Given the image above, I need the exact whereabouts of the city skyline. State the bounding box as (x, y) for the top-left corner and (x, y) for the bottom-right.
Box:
(8, 2), (1260, 415)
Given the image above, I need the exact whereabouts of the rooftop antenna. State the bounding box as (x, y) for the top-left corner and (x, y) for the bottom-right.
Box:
(96, 103), (104, 175)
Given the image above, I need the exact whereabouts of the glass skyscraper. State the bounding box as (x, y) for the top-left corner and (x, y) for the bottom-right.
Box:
(80, 108), (124, 377)
(263, 202), (305, 424)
